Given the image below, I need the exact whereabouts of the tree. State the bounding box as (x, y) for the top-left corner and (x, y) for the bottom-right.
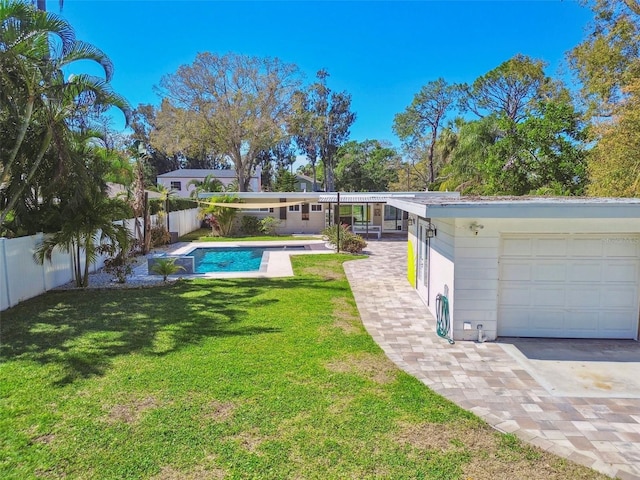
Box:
(273, 169), (297, 192)
(255, 138), (296, 191)
(438, 116), (503, 194)
(587, 80), (640, 196)
(200, 195), (239, 237)
(187, 174), (225, 200)
(485, 100), (587, 195)
(438, 98), (587, 196)
(393, 78), (461, 184)
(34, 154), (132, 288)
(461, 54), (553, 123)
(155, 53), (301, 191)
(334, 140), (400, 192)
(128, 104), (180, 178)
(289, 70), (356, 192)
(0, 1), (130, 228)
(568, 0), (640, 118)
(35, 0), (64, 12)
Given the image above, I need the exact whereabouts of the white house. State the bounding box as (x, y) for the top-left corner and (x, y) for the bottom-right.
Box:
(156, 168), (262, 197)
(389, 196), (640, 342)
(198, 191), (458, 236)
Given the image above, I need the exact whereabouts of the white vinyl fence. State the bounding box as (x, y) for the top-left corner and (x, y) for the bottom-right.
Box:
(0, 208), (200, 311)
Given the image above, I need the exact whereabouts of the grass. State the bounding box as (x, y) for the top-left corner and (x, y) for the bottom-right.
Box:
(179, 228), (320, 243)
(0, 255), (609, 480)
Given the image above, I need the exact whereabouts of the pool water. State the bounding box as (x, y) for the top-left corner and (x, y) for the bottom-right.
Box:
(190, 246), (306, 273)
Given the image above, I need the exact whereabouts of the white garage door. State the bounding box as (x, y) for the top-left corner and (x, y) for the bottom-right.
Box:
(498, 234), (640, 339)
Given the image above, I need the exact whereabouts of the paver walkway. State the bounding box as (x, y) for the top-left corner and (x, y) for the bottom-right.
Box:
(343, 240), (640, 480)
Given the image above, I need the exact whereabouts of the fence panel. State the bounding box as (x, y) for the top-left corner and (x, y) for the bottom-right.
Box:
(1, 208), (200, 311)
(1, 234), (46, 309)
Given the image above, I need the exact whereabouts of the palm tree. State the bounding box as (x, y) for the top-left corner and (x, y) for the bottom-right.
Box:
(34, 140), (133, 287)
(149, 257), (185, 282)
(200, 195), (239, 237)
(35, 0), (63, 12)
(0, 1), (130, 227)
(35, 187), (132, 288)
(150, 183), (178, 233)
(187, 174), (225, 201)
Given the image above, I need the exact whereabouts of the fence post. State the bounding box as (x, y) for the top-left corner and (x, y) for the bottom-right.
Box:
(0, 237), (10, 309)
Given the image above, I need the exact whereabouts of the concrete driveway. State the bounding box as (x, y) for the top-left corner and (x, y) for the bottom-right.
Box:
(344, 240), (640, 480)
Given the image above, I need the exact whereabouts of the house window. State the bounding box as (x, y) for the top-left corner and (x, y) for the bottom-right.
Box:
(170, 181), (181, 191)
(288, 205), (300, 212)
(311, 204), (322, 212)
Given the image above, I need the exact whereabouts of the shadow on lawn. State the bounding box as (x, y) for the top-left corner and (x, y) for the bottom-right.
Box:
(0, 277), (335, 386)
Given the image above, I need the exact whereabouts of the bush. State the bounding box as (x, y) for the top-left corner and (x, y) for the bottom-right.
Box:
(149, 198), (198, 215)
(341, 234), (368, 254)
(260, 216), (281, 235)
(150, 225), (171, 246)
(241, 216), (261, 235)
(103, 254), (133, 284)
(322, 224), (367, 254)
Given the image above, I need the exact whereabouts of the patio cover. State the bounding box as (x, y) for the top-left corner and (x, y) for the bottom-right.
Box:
(318, 194), (415, 203)
(197, 200), (305, 209)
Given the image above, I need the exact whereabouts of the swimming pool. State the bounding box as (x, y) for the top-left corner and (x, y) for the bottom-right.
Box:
(189, 246), (307, 273)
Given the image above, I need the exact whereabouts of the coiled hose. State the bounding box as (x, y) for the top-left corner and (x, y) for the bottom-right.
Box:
(435, 294), (455, 344)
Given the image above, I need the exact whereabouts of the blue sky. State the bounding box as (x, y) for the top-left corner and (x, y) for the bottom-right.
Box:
(58, 1), (593, 148)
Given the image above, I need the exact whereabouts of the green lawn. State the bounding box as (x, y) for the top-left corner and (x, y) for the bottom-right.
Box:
(179, 228), (320, 243)
(0, 255), (607, 479)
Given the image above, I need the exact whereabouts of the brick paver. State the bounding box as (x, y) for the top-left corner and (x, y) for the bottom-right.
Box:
(344, 240), (640, 480)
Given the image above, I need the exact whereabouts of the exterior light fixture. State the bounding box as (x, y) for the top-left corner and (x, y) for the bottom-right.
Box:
(469, 221), (484, 235)
(426, 223), (437, 238)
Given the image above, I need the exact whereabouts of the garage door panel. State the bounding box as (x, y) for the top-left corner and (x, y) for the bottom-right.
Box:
(500, 287), (531, 306)
(535, 238), (567, 256)
(532, 287), (565, 306)
(604, 263), (638, 282)
(534, 263), (566, 281)
(500, 262), (531, 281)
(567, 287), (601, 308)
(565, 311), (599, 331)
(534, 310), (566, 330)
(499, 234), (639, 339)
(571, 238), (603, 256)
(604, 238), (639, 257)
(568, 263), (602, 281)
(600, 311), (638, 336)
(607, 287), (638, 308)
(502, 238), (532, 256)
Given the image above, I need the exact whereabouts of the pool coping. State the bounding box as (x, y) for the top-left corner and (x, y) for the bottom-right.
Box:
(136, 240), (333, 279)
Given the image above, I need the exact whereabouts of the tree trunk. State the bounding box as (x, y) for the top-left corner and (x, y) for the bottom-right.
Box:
(311, 163), (318, 191)
(0, 126), (52, 226)
(143, 192), (151, 254)
(428, 127), (437, 184)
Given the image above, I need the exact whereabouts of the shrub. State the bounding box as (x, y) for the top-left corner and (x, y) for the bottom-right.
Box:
(149, 257), (185, 282)
(260, 216), (281, 235)
(103, 254), (133, 284)
(341, 234), (368, 254)
(241, 215), (261, 235)
(150, 225), (171, 246)
(149, 198), (198, 215)
(322, 224), (367, 254)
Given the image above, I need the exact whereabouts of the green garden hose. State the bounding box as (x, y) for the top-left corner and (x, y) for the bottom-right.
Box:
(435, 294), (455, 344)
